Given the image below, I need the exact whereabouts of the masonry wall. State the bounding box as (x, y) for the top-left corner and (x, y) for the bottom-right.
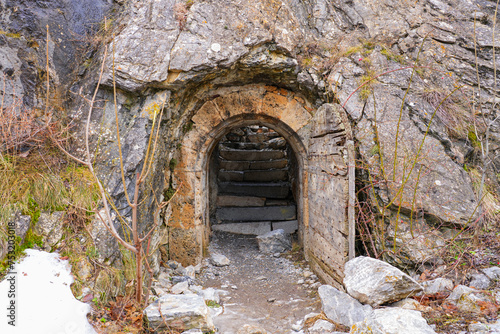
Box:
(166, 84), (352, 287)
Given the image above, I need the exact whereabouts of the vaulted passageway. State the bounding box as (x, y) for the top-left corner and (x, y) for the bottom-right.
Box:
(167, 84), (354, 288)
(210, 125), (299, 236)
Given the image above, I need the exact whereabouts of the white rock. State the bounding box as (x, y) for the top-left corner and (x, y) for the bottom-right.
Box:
(211, 253), (230, 267)
(308, 319), (334, 333)
(144, 294), (214, 332)
(344, 256), (423, 306)
(350, 308), (436, 334)
(482, 267), (500, 280)
(390, 298), (432, 312)
(421, 278), (454, 295)
(199, 287), (220, 304)
(318, 284), (373, 327)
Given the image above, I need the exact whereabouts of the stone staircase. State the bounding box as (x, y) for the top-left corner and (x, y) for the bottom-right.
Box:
(212, 126), (298, 235)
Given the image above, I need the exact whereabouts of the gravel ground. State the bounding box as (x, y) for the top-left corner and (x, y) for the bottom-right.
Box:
(199, 231), (322, 334)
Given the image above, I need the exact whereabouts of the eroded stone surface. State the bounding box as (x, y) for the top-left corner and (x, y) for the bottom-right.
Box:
(344, 256), (423, 306)
(144, 293), (214, 333)
(350, 308), (436, 334)
(318, 284), (373, 327)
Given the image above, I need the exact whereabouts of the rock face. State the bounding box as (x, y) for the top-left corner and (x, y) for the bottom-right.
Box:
(318, 284), (373, 327)
(350, 308), (436, 334)
(256, 229), (292, 254)
(3, 0), (499, 291)
(344, 256), (423, 306)
(0, 0), (113, 106)
(143, 294), (214, 333)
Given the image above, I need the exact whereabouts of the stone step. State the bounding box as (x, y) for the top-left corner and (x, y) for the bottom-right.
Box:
(212, 221), (272, 235)
(217, 195), (266, 207)
(219, 159), (288, 171)
(216, 205), (296, 222)
(218, 169), (288, 182)
(218, 182), (290, 198)
(219, 149), (285, 161)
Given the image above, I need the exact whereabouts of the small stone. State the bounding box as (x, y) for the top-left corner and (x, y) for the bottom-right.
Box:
(310, 282), (321, 289)
(231, 285), (238, 290)
(308, 319), (334, 333)
(267, 297), (276, 303)
(256, 276), (267, 281)
(236, 324), (268, 334)
(351, 308), (436, 334)
(297, 279), (304, 284)
(421, 278), (454, 295)
(482, 267), (500, 280)
(291, 322), (303, 331)
(469, 273), (491, 289)
(211, 253), (231, 267)
(199, 287), (220, 304)
(303, 271), (313, 278)
(256, 229), (291, 254)
(167, 260), (179, 269)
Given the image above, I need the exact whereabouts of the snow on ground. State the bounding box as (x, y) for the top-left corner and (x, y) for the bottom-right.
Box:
(0, 249), (96, 334)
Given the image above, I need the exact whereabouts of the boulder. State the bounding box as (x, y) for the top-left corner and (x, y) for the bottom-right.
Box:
(256, 229), (291, 254)
(318, 284), (373, 327)
(144, 294), (214, 333)
(344, 256), (423, 306)
(350, 308), (436, 334)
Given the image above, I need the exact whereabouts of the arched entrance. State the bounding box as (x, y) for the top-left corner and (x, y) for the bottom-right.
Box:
(167, 84), (354, 287)
(209, 124), (300, 236)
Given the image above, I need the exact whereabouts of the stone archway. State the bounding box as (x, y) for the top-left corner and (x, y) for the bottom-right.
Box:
(167, 84), (354, 287)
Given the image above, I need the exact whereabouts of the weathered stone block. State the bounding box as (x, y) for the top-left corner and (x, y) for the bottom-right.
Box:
(216, 205), (296, 221)
(219, 149), (285, 161)
(217, 195), (266, 207)
(249, 159), (288, 170)
(212, 222), (272, 235)
(242, 170), (288, 182)
(218, 182), (290, 198)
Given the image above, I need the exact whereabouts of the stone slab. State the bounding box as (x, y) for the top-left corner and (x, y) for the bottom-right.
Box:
(216, 205), (296, 221)
(212, 221), (272, 235)
(218, 170), (244, 182)
(219, 160), (251, 170)
(242, 170), (288, 182)
(219, 159), (288, 170)
(217, 195), (266, 207)
(272, 220), (298, 234)
(218, 182), (290, 198)
(219, 169), (287, 182)
(219, 149), (285, 161)
(249, 159), (288, 170)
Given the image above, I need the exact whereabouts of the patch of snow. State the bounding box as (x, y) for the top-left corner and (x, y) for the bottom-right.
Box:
(0, 249), (96, 333)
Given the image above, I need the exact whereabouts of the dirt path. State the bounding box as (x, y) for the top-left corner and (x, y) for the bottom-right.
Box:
(199, 231), (322, 334)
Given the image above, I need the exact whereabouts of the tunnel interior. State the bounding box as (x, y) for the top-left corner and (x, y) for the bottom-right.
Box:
(209, 124), (299, 236)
